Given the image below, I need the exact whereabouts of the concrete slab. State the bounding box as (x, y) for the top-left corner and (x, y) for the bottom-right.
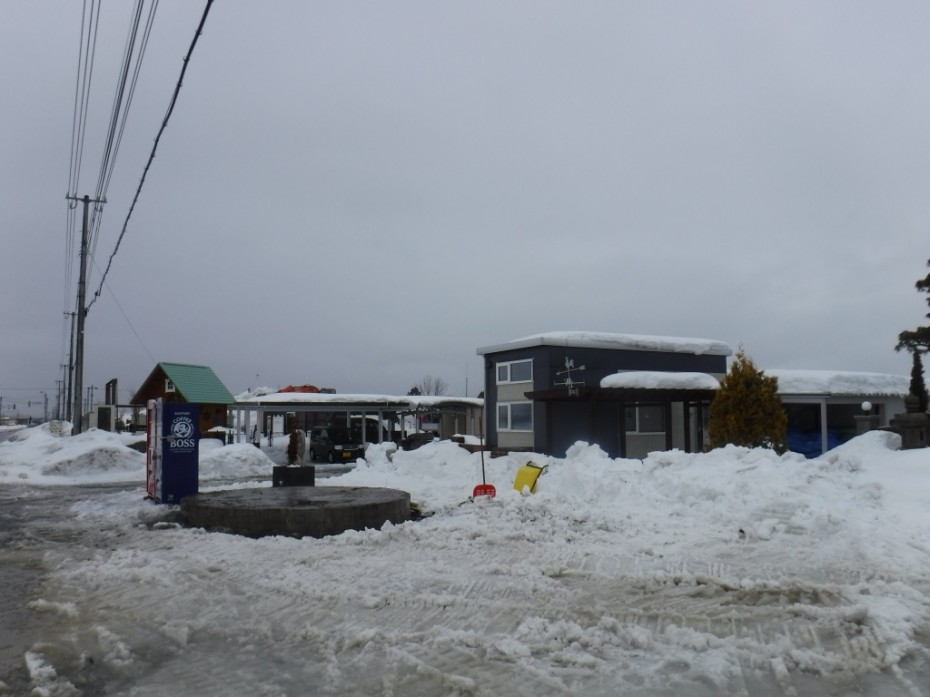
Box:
(180, 486), (410, 538)
(272, 465), (315, 487)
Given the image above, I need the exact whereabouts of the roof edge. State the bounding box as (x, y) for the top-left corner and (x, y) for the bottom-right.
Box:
(478, 332), (732, 357)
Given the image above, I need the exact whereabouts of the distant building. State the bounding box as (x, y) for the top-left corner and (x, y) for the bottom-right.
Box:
(232, 391), (483, 444)
(131, 362), (235, 438)
(477, 332), (910, 459)
(477, 332), (731, 458)
(772, 369), (908, 457)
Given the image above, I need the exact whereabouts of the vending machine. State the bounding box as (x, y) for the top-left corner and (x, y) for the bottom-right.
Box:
(146, 399), (200, 504)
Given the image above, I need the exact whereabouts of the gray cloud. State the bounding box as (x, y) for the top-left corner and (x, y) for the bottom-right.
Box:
(2, 1), (928, 416)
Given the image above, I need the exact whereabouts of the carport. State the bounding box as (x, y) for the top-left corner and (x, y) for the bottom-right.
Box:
(526, 371), (719, 458)
(229, 393), (482, 445)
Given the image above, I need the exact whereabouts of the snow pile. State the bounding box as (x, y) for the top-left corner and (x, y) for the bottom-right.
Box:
(199, 443), (274, 480)
(0, 425), (274, 485)
(0, 424), (145, 483)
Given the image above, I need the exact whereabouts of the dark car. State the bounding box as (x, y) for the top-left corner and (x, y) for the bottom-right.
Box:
(308, 426), (365, 463)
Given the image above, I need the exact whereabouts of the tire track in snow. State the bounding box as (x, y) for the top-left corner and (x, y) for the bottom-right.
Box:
(12, 481), (930, 697)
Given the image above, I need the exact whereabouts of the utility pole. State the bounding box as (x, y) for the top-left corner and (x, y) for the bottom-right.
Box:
(66, 194), (105, 435)
(64, 322), (74, 422)
(61, 365), (67, 419)
(85, 385), (96, 417)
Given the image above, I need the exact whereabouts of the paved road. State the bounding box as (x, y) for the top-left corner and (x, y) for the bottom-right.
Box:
(0, 469), (351, 694)
(0, 482), (128, 693)
(4, 468), (929, 696)
(0, 427), (24, 444)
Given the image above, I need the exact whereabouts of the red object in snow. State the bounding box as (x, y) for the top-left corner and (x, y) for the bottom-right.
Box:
(473, 483), (496, 498)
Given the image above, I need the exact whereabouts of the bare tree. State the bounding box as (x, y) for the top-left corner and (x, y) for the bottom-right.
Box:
(413, 375), (449, 396)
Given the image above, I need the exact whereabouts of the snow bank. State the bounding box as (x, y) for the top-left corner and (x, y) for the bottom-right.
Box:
(0, 424), (145, 484)
(0, 424), (274, 485)
(9, 424), (930, 694)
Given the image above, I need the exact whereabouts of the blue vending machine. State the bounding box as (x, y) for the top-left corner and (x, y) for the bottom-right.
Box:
(146, 399), (200, 504)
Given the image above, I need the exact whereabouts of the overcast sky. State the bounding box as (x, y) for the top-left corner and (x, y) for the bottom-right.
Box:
(3, 1), (930, 415)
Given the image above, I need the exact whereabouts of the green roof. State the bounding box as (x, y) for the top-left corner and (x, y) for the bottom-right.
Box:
(159, 362), (235, 404)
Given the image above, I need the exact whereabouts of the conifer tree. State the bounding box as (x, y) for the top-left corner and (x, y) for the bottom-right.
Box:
(708, 350), (787, 451)
(896, 258), (930, 354)
(910, 351), (929, 413)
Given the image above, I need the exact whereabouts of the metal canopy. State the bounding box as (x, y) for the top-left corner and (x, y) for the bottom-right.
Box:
(526, 386), (718, 403)
(525, 385), (717, 457)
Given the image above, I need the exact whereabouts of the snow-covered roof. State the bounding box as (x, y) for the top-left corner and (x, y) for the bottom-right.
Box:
(477, 331), (732, 357)
(600, 371), (721, 391)
(236, 392), (484, 408)
(769, 370), (909, 397)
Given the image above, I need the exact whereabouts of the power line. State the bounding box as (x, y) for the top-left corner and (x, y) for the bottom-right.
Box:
(64, 1), (102, 367)
(91, 258), (157, 365)
(99, 1), (160, 199)
(0, 387), (59, 392)
(89, 0), (214, 310)
(67, 0), (102, 199)
(64, 0), (103, 411)
(88, 0), (161, 266)
(59, 0), (214, 432)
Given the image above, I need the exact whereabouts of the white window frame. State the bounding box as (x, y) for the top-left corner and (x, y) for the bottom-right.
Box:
(498, 401), (533, 432)
(165, 379), (176, 393)
(496, 359), (533, 385)
(625, 404), (665, 434)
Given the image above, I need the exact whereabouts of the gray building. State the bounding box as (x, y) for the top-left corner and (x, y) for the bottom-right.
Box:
(477, 331), (731, 458)
(771, 369), (908, 458)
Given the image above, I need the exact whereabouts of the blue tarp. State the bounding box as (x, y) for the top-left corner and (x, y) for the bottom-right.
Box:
(787, 428), (841, 459)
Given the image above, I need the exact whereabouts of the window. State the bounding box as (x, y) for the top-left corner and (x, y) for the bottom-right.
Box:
(625, 405), (665, 433)
(497, 359), (533, 384)
(165, 379), (176, 393)
(498, 402), (533, 431)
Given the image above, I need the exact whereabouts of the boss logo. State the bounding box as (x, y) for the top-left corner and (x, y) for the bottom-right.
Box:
(169, 415), (196, 449)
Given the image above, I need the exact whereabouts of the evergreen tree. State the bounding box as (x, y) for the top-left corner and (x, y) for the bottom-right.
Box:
(896, 258), (930, 354)
(708, 349), (787, 451)
(910, 351), (929, 413)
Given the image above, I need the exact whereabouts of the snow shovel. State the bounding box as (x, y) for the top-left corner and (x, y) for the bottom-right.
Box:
(473, 450), (496, 498)
(473, 410), (496, 498)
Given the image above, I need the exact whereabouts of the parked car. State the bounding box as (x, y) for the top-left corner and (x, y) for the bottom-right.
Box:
(308, 426), (365, 463)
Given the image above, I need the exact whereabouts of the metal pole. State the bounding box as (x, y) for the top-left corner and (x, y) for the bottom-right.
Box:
(66, 314), (75, 422)
(66, 194), (105, 435)
(71, 196), (90, 435)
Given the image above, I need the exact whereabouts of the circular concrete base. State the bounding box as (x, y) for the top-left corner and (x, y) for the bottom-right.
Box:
(180, 486), (410, 539)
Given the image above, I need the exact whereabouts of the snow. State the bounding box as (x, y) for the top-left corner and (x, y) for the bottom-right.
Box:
(600, 371), (721, 391)
(478, 331), (733, 356)
(236, 391), (483, 408)
(3, 425), (930, 694)
(769, 369), (910, 396)
(0, 424), (274, 485)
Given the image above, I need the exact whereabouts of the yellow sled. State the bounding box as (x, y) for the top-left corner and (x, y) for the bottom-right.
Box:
(513, 462), (547, 494)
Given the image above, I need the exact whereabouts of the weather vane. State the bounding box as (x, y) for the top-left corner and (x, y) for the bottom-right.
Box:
(555, 356), (586, 396)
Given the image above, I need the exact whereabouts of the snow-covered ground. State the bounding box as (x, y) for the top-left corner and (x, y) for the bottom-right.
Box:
(2, 424), (930, 695)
